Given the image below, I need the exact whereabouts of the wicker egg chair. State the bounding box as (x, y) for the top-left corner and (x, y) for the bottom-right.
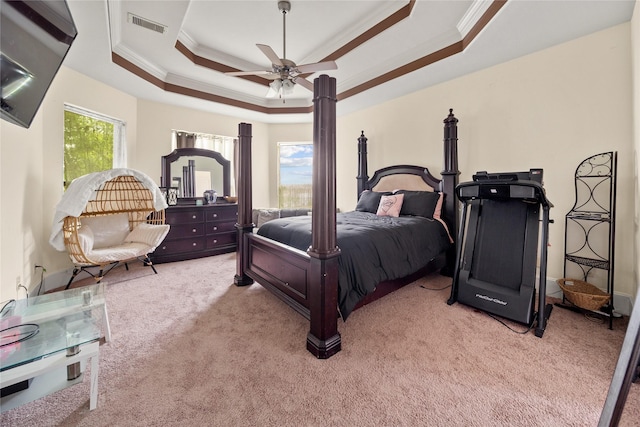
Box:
(50, 169), (169, 289)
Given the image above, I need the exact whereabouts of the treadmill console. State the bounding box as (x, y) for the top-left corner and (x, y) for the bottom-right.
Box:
(458, 168), (550, 207)
(472, 168), (543, 184)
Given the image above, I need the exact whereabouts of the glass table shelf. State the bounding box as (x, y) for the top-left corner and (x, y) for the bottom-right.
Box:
(0, 284), (108, 412)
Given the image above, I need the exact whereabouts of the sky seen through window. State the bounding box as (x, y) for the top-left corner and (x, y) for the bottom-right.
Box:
(279, 143), (312, 186)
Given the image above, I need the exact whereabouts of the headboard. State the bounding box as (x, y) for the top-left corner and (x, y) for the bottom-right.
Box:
(365, 165), (441, 194)
(355, 110), (460, 277)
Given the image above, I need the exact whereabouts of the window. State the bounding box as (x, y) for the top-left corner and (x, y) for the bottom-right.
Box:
(63, 105), (125, 189)
(171, 131), (234, 155)
(278, 142), (312, 208)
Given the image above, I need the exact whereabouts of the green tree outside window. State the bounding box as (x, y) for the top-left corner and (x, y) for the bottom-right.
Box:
(63, 108), (124, 189)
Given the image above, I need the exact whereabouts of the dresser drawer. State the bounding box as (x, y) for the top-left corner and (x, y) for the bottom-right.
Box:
(206, 232), (236, 249)
(156, 237), (206, 255)
(167, 223), (205, 238)
(207, 221), (236, 234)
(166, 210), (205, 224)
(154, 204), (238, 264)
(206, 206), (237, 222)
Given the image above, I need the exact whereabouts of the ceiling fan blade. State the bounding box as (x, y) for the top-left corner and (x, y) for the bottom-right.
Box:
(260, 73), (282, 80)
(295, 60), (338, 74)
(225, 70), (273, 77)
(257, 44), (283, 67)
(294, 77), (314, 92)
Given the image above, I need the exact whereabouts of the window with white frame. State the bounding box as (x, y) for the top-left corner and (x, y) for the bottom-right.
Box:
(63, 104), (126, 189)
(278, 142), (313, 208)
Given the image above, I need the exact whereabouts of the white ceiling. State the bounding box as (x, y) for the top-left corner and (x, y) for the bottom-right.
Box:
(62, 0), (636, 124)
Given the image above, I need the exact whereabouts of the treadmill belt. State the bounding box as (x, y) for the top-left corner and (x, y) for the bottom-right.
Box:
(470, 199), (528, 290)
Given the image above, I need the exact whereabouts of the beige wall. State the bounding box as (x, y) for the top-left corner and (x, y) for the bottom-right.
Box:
(134, 98), (271, 208)
(1, 67), (139, 299)
(632, 0), (640, 302)
(0, 17), (638, 305)
(335, 23), (635, 297)
(1, 105), (45, 299)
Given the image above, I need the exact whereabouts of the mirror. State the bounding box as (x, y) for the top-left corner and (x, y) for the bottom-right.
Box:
(161, 148), (231, 204)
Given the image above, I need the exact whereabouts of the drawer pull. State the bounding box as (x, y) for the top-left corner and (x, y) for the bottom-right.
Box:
(192, 228), (197, 233)
(192, 215), (197, 219)
(213, 213), (218, 218)
(213, 226), (218, 231)
(192, 242), (197, 247)
(213, 239), (217, 244)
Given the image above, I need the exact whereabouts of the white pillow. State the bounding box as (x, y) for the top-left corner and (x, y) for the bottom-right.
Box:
(124, 223), (170, 249)
(81, 213), (130, 249)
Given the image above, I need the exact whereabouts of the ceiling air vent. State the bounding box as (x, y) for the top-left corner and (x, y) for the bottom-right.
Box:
(127, 13), (166, 35)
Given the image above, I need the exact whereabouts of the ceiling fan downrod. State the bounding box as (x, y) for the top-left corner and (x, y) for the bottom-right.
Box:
(279, 1), (291, 60)
(224, 0), (335, 99)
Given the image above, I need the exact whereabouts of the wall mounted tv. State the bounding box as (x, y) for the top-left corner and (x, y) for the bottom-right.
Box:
(1, 0), (77, 128)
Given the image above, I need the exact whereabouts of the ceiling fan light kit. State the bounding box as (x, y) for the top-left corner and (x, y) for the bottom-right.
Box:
(225, 0), (337, 101)
(267, 78), (295, 98)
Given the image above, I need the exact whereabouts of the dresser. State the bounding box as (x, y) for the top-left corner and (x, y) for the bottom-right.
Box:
(151, 204), (237, 264)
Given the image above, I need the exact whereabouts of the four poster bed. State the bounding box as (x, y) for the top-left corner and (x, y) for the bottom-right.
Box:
(235, 75), (460, 359)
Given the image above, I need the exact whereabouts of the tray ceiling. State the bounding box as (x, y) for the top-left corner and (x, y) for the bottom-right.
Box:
(63, 0), (635, 123)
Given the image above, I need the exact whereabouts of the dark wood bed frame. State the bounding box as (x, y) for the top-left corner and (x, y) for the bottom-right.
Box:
(234, 75), (460, 359)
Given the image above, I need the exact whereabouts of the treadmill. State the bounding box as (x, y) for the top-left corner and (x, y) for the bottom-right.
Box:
(447, 169), (553, 337)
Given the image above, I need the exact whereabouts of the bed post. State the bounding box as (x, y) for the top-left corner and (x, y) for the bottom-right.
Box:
(441, 109), (460, 277)
(234, 122), (254, 286)
(306, 74), (342, 359)
(356, 131), (368, 198)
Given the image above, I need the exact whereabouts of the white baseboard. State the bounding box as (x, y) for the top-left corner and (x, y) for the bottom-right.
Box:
(29, 268), (76, 295)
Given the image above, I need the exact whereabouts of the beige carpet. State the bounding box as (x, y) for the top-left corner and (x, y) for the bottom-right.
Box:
(1, 253), (638, 426)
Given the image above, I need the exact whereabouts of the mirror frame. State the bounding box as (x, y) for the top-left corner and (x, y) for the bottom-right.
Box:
(161, 148), (231, 204)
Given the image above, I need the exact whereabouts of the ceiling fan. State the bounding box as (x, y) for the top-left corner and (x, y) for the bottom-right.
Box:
(225, 0), (337, 99)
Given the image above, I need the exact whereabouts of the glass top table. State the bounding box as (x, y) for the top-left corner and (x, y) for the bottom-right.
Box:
(1, 284), (105, 372)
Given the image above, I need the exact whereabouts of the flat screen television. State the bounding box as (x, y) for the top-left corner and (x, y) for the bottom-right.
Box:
(1, 0), (77, 128)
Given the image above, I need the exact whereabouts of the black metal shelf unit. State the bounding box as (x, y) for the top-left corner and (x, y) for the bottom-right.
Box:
(562, 151), (617, 328)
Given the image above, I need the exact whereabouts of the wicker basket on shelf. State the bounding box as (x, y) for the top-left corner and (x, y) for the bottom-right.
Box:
(557, 278), (610, 311)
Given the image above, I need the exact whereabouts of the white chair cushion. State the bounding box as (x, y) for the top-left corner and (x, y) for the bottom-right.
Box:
(77, 225), (94, 254)
(81, 213), (130, 249)
(86, 242), (151, 264)
(124, 223), (170, 250)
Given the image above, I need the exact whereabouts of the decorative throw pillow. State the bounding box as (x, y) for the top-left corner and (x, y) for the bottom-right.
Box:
(376, 194), (404, 217)
(81, 213), (130, 249)
(394, 190), (440, 218)
(432, 192), (444, 219)
(257, 209), (280, 227)
(125, 223), (170, 249)
(356, 190), (392, 213)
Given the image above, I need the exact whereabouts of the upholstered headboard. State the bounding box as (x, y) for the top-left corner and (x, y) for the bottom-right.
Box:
(364, 165), (442, 195)
(371, 174), (436, 193)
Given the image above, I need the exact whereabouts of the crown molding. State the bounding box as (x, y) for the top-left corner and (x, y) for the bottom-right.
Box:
(110, 0), (506, 114)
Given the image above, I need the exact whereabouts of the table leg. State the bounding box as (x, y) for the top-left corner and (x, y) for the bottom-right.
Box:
(103, 304), (112, 342)
(89, 352), (99, 410)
